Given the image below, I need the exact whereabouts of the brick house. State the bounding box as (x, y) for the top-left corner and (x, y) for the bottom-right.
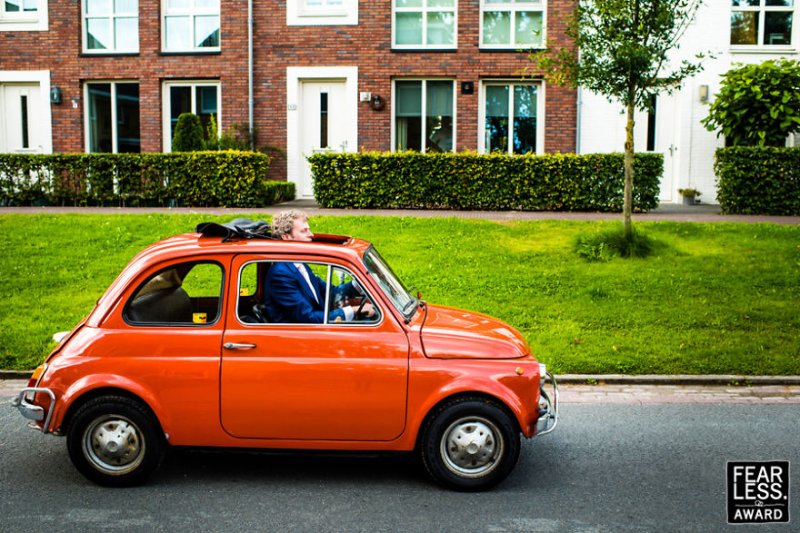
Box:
(1, 1), (577, 198)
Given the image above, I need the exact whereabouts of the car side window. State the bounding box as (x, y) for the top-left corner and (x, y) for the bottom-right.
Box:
(237, 260), (380, 325)
(124, 261), (223, 326)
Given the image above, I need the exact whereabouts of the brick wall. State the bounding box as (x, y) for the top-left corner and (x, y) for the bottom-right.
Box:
(2, 0), (577, 182)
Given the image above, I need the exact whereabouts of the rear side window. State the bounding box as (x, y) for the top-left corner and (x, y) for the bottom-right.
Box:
(124, 261), (223, 326)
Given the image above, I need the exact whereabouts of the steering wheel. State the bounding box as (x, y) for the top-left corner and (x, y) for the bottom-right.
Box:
(355, 298), (368, 318)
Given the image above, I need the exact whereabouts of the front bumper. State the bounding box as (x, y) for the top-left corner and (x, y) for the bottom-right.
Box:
(12, 388), (56, 433)
(535, 364), (558, 436)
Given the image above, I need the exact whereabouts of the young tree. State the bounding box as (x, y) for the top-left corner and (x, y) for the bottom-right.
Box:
(701, 59), (800, 147)
(172, 112), (205, 152)
(533, 0), (706, 241)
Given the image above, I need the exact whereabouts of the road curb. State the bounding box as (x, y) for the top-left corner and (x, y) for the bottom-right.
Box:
(556, 374), (800, 386)
(3, 369), (800, 386)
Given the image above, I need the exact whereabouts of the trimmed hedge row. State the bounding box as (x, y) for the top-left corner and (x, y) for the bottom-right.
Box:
(714, 146), (800, 215)
(309, 152), (662, 211)
(0, 152), (295, 208)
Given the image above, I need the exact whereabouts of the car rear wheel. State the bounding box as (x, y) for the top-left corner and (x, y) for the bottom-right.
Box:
(67, 396), (164, 487)
(420, 397), (520, 491)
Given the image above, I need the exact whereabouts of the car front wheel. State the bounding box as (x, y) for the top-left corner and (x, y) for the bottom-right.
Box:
(67, 395), (164, 487)
(420, 397), (520, 491)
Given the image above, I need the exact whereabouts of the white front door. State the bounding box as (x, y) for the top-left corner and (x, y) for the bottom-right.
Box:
(654, 91), (680, 203)
(0, 83), (46, 153)
(298, 80), (350, 198)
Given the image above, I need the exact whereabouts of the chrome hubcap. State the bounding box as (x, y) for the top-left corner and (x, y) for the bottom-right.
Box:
(83, 415), (145, 475)
(441, 416), (503, 478)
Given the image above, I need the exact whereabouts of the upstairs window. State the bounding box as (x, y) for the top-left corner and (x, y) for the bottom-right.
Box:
(1, 0), (47, 31)
(287, 0), (357, 25)
(480, 0), (545, 49)
(731, 0), (795, 47)
(393, 0), (456, 49)
(163, 0), (220, 52)
(84, 0), (139, 53)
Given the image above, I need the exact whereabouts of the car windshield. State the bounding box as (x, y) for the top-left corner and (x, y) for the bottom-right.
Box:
(363, 247), (417, 319)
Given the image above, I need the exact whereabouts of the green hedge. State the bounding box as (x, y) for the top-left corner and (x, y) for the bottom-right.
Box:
(309, 152), (662, 211)
(0, 151), (295, 208)
(714, 146), (800, 215)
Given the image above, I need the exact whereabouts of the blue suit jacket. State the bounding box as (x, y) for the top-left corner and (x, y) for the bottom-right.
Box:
(262, 262), (347, 324)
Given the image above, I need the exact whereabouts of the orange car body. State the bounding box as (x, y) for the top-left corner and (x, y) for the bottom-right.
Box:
(16, 229), (557, 486)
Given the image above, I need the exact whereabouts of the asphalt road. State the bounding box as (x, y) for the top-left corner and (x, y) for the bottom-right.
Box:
(2, 393), (798, 533)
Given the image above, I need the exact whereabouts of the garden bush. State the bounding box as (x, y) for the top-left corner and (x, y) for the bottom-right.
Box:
(309, 151), (662, 211)
(714, 146), (800, 215)
(0, 151), (293, 208)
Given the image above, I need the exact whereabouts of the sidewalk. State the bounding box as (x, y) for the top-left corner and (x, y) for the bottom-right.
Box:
(3, 201), (800, 224)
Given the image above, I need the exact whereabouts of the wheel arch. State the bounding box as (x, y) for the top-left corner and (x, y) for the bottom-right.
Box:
(414, 391), (521, 451)
(60, 386), (166, 441)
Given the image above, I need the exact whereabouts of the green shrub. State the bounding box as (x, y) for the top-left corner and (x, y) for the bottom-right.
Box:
(714, 146), (800, 215)
(309, 151), (662, 211)
(172, 113), (205, 152)
(574, 226), (657, 260)
(0, 152), (291, 208)
(702, 59), (800, 147)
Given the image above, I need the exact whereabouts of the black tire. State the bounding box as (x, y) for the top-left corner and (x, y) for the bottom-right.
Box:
(420, 397), (520, 491)
(66, 395), (164, 487)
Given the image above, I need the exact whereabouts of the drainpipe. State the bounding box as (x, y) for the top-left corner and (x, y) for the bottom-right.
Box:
(248, 0), (254, 149)
(575, 86), (582, 154)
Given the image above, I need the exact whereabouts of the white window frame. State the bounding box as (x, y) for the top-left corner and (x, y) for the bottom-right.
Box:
(0, 0), (47, 31)
(82, 0), (139, 54)
(162, 80), (221, 152)
(84, 80), (141, 154)
(478, 80), (545, 155)
(162, 0), (221, 53)
(392, 0), (457, 50)
(479, 0), (546, 50)
(287, 0), (357, 26)
(391, 78), (457, 154)
(730, 0), (797, 52)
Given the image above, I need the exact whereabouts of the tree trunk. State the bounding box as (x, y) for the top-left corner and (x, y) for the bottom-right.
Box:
(623, 100), (635, 242)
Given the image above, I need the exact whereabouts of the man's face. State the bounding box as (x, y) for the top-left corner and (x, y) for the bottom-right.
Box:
(283, 218), (313, 242)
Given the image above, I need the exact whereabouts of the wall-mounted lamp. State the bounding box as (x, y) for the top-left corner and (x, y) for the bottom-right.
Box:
(699, 84), (709, 103)
(50, 86), (62, 105)
(370, 94), (385, 111)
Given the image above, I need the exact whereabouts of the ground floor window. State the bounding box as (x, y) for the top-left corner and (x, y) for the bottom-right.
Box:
(394, 79), (454, 153)
(86, 81), (140, 153)
(163, 81), (220, 152)
(481, 82), (540, 154)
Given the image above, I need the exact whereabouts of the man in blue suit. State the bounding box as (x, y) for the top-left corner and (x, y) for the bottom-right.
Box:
(263, 210), (375, 324)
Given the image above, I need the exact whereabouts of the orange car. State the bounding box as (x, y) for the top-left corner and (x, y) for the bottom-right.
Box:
(14, 220), (557, 491)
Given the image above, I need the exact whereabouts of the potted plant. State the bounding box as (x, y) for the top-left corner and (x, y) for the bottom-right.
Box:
(678, 188), (701, 205)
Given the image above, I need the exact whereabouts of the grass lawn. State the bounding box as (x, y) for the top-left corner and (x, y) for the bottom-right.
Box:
(1, 213), (798, 375)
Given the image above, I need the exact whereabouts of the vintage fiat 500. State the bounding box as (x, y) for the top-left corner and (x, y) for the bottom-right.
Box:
(15, 220), (557, 491)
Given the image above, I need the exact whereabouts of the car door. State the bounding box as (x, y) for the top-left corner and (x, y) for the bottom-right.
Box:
(220, 254), (410, 441)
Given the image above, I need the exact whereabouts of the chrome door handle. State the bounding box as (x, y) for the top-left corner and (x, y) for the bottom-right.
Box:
(224, 342), (257, 350)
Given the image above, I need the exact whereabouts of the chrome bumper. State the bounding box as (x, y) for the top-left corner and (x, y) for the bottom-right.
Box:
(536, 364), (558, 436)
(12, 388), (56, 433)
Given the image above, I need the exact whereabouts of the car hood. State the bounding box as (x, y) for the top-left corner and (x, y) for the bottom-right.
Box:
(420, 304), (530, 360)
